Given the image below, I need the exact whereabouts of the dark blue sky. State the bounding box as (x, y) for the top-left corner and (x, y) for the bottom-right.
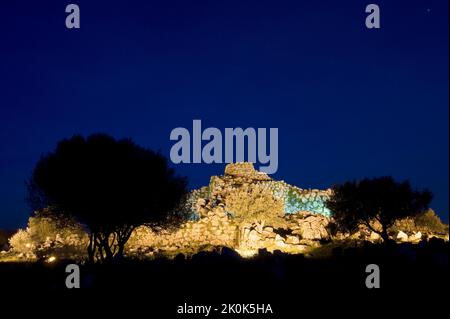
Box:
(0, 0), (448, 228)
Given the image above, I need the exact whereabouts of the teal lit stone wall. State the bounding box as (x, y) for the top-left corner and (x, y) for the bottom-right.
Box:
(266, 181), (332, 217)
(283, 188), (332, 217)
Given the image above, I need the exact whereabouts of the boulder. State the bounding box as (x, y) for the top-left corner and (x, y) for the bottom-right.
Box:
(286, 235), (300, 245)
(409, 231), (422, 242)
(301, 228), (317, 240)
(248, 230), (260, 244)
(274, 234), (286, 248)
(396, 231), (408, 242)
(369, 232), (381, 241)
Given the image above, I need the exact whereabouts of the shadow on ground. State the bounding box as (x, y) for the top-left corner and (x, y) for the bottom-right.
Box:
(1, 238), (448, 317)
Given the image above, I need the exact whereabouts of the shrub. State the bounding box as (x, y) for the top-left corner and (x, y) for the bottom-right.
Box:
(9, 210), (89, 260)
(9, 229), (35, 259)
(225, 184), (284, 228)
(327, 176), (432, 242)
(414, 209), (448, 234)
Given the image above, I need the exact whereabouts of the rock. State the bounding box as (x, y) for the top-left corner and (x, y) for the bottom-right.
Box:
(396, 231), (408, 242)
(350, 232), (362, 240)
(304, 229), (317, 240)
(273, 234), (287, 248)
(287, 244), (309, 253)
(369, 232), (381, 241)
(263, 231), (276, 238)
(224, 162), (271, 181)
(275, 241), (287, 248)
(410, 231), (422, 242)
(248, 230), (260, 243)
(263, 227), (274, 233)
(305, 216), (317, 223)
(319, 227), (329, 240)
(286, 235), (300, 245)
(196, 198), (206, 207)
(211, 219), (220, 227)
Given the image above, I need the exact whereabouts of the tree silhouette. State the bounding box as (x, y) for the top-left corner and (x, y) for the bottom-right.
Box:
(327, 176), (432, 242)
(27, 134), (187, 262)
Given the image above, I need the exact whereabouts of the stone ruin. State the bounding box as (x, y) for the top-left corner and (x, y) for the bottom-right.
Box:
(5, 162), (447, 261)
(125, 163), (449, 258)
(126, 163), (335, 257)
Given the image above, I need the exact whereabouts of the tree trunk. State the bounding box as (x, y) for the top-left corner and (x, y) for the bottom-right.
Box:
(116, 243), (125, 259)
(87, 234), (95, 264)
(115, 227), (133, 260)
(102, 239), (114, 260)
(381, 226), (389, 242)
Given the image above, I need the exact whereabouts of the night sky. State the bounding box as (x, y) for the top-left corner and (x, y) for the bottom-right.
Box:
(0, 0), (448, 228)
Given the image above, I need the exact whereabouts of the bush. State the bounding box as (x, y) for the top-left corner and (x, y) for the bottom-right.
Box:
(225, 184), (284, 228)
(327, 177), (432, 241)
(9, 229), (35, 258)
(9, 210), (89, 260)
(414, 209), (448, 234)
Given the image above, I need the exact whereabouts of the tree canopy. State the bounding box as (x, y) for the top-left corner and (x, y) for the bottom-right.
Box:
(27, 134), (187, 262)
(327, 176), (432, 241)
(225, 184), (284, 231)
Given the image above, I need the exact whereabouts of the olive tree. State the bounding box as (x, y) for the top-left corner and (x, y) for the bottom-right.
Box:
(27, 134), (187, 262)
(327, 176), (432, 242)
